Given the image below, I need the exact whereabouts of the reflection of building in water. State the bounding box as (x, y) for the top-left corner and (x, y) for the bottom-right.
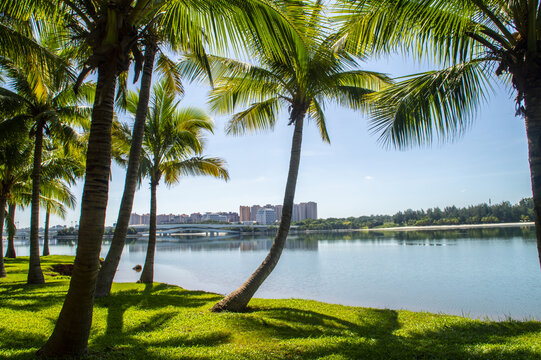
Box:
(126, 236), (319, 252)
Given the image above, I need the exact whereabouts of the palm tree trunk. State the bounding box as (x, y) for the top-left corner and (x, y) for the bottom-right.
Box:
(42, 208), (50, 256)
(211, 109), (305, 312)
(523, 76), (541, 270)
(0, 195), (7, 277)
(37, 62), (117, 357)
(95, 42), (158, 297)
(140, 176), (158, 284)
(5, 203), (16, 259)
(27, 120), (45, 284)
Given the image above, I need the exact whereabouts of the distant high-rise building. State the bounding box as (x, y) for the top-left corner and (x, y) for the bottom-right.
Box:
(239, 206), (251, 222)
(304, 201), (317, 219)
(292, 204), (300, 222)
(202, 212), (228, 222)
(274, 205), (283, 221)
(219, 211), (240, 223)
(250, 205), (261, 221)
(189, 212), (202, 223)
(256, 208), (276, 225)
(129, 213), (142, 225)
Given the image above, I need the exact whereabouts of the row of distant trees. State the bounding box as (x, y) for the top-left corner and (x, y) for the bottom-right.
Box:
(295, 198), (534, 230)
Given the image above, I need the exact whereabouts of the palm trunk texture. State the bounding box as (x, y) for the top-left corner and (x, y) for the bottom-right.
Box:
(27, 121), (45, 284)
(42, 209), (50, 256)
(95, 43), (157, 297)
(523, 73), (541, 270)
(140, 177), (158, 284)
(211, 111), (305, 312)
(0, 195), (7, 277)
(37, 63), (117, 357)
(5, 203), (16, 258)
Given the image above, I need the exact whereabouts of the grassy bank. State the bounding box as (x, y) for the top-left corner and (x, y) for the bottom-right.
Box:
(1, 256), (540, 359)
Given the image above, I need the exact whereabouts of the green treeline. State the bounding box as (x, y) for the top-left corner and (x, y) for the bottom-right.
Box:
(295, 198), (534, 230)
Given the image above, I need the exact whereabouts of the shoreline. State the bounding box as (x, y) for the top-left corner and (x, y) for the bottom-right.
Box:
(367, 221), (535, 232)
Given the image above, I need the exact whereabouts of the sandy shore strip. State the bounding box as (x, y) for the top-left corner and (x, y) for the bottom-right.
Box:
(366, 222), (535, 231)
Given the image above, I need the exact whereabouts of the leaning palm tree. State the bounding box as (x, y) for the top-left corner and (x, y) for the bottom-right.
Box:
(115, 81), (229, 284)
(183, 0), (389, 312)
(335, 0), (541, 268)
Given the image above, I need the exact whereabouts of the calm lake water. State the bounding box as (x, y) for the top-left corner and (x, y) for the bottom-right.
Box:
(11, 227), (541, 320)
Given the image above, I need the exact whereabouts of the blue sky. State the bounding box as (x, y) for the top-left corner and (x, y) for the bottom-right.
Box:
(15, 53), (532, 228)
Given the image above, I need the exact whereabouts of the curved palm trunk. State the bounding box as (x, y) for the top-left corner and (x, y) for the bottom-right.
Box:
(140, 177), (158, 284)
(27, 121), (45, 284)
(95, 43), (157, 297)
(5, 203), (16, 259)
(42, 208), (50, 256)
(523, 75), (541, 269)
(0, 195), (7, 277)
(211, 111), (305, 312)
(37, 63), (117, 357)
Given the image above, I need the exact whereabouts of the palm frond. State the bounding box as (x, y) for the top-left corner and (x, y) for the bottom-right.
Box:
(225, 97), (281, 136)
(161, 156), (229, 186)
(369, 59), (493, 148)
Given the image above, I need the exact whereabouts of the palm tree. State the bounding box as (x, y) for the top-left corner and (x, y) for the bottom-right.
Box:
(41, 178), (78, 256)
(0, 54), (90, 284)
(2, 0), (304, 356)
(183, 1), (388, 312)
(95, 46), (186, 297)
(4, 203), (17, 258)
(335, 0), (541, 268)
(0, 122), (33, 277)
(116, 81), (229, 284)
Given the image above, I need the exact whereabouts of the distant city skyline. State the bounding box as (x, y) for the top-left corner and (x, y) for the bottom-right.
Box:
(127, 201), (317, 225)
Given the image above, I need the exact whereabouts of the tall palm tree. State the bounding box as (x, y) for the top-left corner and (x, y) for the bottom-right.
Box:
(183, 0), (388, 312)
(335, 0), (541, 269)
(4, 203), (17, 258)
(41, 178), (78, 256)
(0, 54), (90, 284)
(115, 81), (229, 284)
(95, 45), (186, 298)
(0, 122), (33, 277)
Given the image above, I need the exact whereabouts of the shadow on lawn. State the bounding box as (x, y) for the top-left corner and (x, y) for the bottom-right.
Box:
(89, 284), (229, 359)
(228, 306), (541, 360)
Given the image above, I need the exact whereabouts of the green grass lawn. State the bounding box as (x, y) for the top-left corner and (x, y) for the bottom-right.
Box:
(1, 256), (540, 359)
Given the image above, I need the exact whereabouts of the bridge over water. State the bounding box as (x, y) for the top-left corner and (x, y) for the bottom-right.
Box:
(131, 223), (293, 238)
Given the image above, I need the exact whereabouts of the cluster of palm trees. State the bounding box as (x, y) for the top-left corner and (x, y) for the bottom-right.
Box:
(1, 0), (540, 357)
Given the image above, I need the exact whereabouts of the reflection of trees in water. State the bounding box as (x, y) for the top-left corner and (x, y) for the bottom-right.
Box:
(126, 237), (320, 253)
(122, 227), (535, 253)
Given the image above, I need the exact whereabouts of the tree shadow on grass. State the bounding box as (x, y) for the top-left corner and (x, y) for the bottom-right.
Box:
(228, 306), (541, 360)
(230, 306), (400, 340)
(87, 283), (230, 359)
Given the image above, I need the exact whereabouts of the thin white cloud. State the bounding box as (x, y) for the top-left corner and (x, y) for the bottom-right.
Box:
(364, 176), (374, 181)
